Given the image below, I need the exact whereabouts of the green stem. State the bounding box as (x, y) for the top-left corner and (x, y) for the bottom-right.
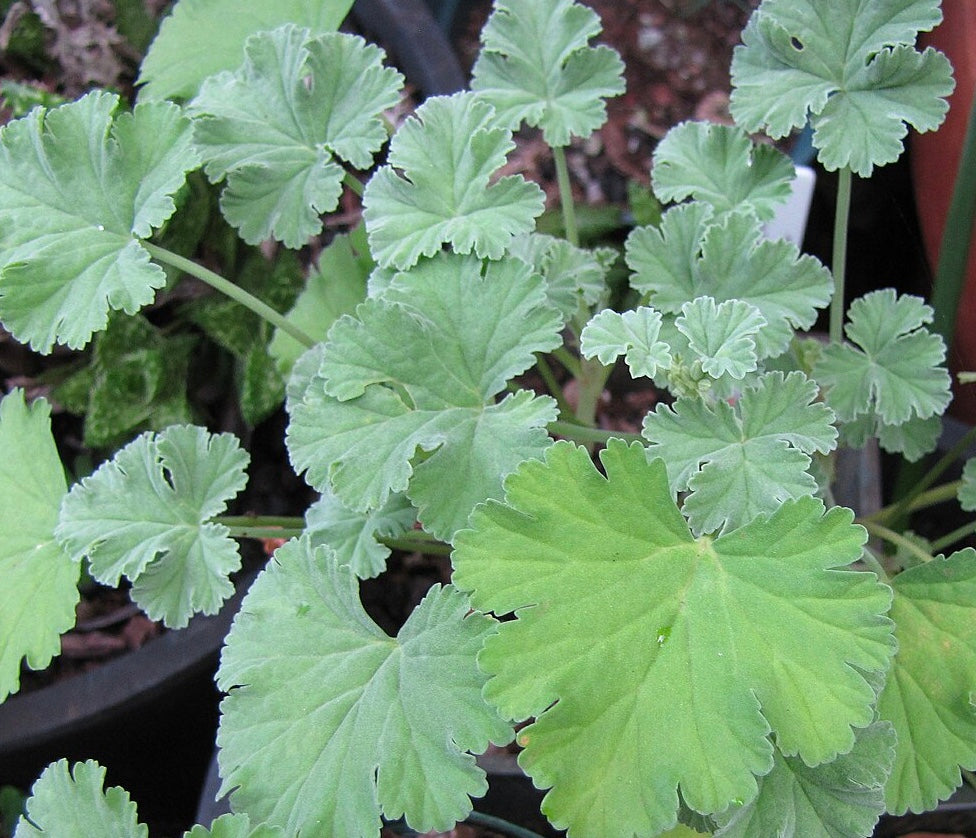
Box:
(226, 526), (306, 541)
(343, 170), (365, 198)
(930, 89), (976, 348)
(574, 355), (612, 429)
(220, 516), (306, 529)
(548, 419), (643, 445)
(931, 519), (976, 554)
(829, 166), (853, 343)
(857, 547), (891, 582)
(553, 144), (579, 247)
(860, 521), (932, 566)
(870, 480), (963, 524)
(378, 531), (453, 556)
(465, 811), (547, 838)
(551, 346), (582, 378)
(144, 242), (317, 349)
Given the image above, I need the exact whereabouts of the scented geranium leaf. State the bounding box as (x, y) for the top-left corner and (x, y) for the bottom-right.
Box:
(452, 440), (894, 838)
(56, 425), (249, 628)
(137, 0), (353, 101)
(269, 228), (371, 375)
(960, 459), (976, 511)
(729, 0), (953, 177)
(676, 297), (766, 380)
(362, 92), (545, 270)
(580, 306), (671, 378)
(189, 27), (403, 248)
(814, 290), (951, 427)
(14, 760), (146, 838)
(288, 253), (560, 541)
(628, 208), (832, 358)
(305, 488), (416, 579)
(507, 233), (615, 320)
(643, 371), (837, 534)
(877, 549), (976, 814)
(652, 121), (795, 220)
(217, 536), (512, 836)
(0, 91), (199, 352)
(713, 723), (895, 838)
(0, 391), (77, 702)
(183, 813), (282, 838)
(470, 0), (625, 146)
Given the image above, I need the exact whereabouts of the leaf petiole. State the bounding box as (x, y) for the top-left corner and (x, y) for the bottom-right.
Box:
(553, 144), (578, 247)
(829, 166), (853, 344)
(143, 242), (317, 349)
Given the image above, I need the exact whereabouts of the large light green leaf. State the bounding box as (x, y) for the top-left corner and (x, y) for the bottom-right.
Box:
(627, 207), (832, 358)
(452, 440), (894, 838)
(137, 0), (354, 101)
(14, 760), (146, 838)
(470, 0), (625, 146)
(651, 121), (795, 220)
(287, 253), (560, 541)
(56, 425), (249, 628)
(216, 536), (512, 836)
(877, 549), (976, 814)
(189, 27), (403, 248)
(814, 290), (951, 427)
(713, 723), (895, 838)
(642, 371), (837, 534)
(0, 391), (76, 702)
(362, 93), (545, 270)
(729, 0), (953, 176)
(0, 91), (199, 352)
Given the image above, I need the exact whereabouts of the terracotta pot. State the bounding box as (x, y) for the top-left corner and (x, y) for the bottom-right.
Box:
(912, 0), (976, 421)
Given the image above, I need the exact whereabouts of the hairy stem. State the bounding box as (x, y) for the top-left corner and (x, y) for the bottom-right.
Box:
(553, 144), (579, 247)
(829, 166), (853, 343)
(144, 242), (317, 349)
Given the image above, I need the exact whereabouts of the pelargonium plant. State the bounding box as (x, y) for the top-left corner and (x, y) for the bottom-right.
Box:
(1, 0), (974, 836)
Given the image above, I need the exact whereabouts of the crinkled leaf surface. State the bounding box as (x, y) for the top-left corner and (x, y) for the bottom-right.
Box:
(642, 371), (837, 534)
(652, 121), (794, 220)
(877, 549), (976, 814)
(627, 207), (832, 358)
(729, 0), (953, 176)
(0, 391), (76, 702)
(961, 459), (976, 511)
(0, 91), (199, 352)
(507, 233), (614, 320)
(137, 0), (353, 101)
(580, 306), (671, 378)
(362, 92), (545, 270)
(287, 253), (560, 541)
(305, 488), (415, 579)
(56, 425), (249, 628)
(190, 27), (403, 247)
(452, 440), (894, 838)
(217, 536), (511, 836)
(814, 290), (951, 427)
(713, 723), (895, 838)
(470, 0), (625, 146)
(676, 296), (766, 380)
(14, 760), (146, 838)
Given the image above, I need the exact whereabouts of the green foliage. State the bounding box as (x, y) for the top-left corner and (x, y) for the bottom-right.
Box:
(216, 536), (511, 835)
(730, 0), (954, 176)
(470, 0), (625, 146)
(13, 760), (146, 838)
(189, 26), (404, 248)
(56, 426), (249, 628)
(137, 0), (354, 100)
(362, 92), (545, 270)
(287, 252), (560, 542)
(876, 549), (976, 814)
(453, 440), (894, 837)
(0, 391), (76, 702)
(0, 91), (199, 352)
